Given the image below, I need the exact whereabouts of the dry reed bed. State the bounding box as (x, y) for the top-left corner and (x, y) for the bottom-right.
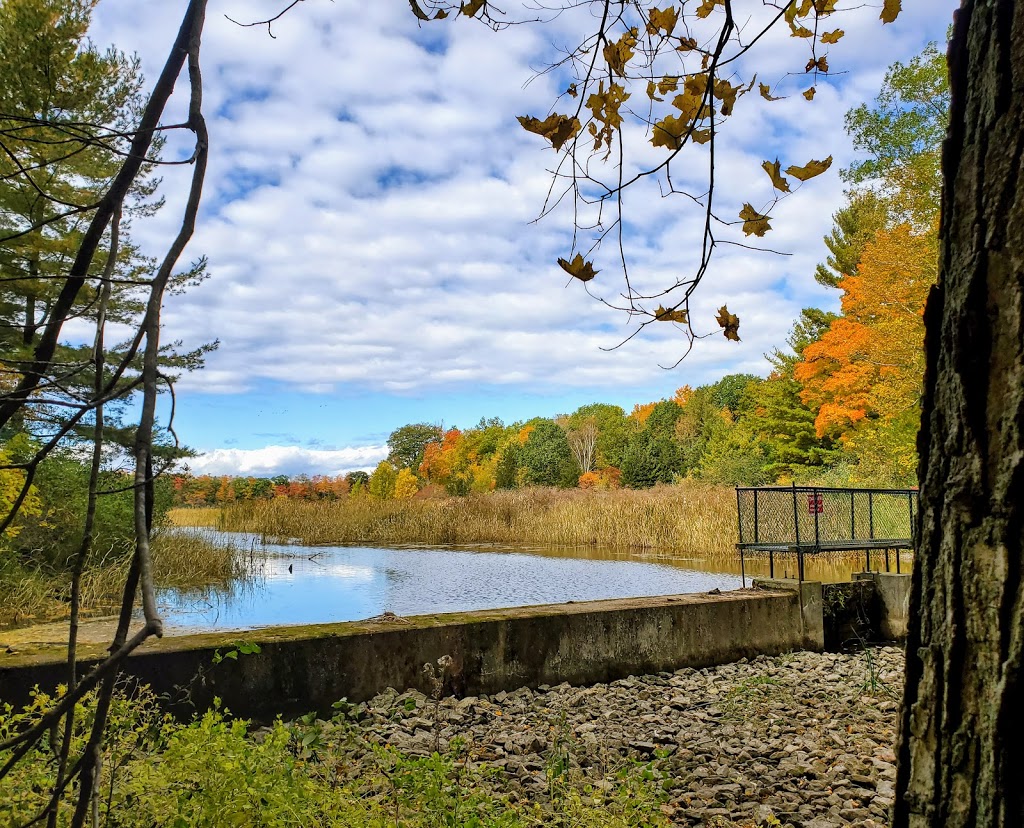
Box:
(207, 484), (739, 558)
(0, 532), (249, 627)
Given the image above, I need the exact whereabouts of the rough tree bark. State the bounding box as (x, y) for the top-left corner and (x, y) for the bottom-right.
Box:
(894, 2), (1023, 827)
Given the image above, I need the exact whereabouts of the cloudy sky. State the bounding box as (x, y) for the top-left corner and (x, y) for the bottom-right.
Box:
(88, 0), (956, 478)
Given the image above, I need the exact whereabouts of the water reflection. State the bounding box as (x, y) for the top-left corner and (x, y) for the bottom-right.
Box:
(154, 530), (911, 635)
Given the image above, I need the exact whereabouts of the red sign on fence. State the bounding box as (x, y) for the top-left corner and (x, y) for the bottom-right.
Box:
(807, 493), (823, 515)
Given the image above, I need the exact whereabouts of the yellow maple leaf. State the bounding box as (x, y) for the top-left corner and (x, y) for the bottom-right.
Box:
(739, 203), (771, 236)
(460, 0), (485, 17)
(409, 0), (432, 21)
(676, 36), (698, 52)
(647, 7), (678, 37)
(557, 254), (599, 282)
(696, 0), (723, 19)
(672, 90), (706, 123)
(759, 83), (784, 101)
(603, 32), (636, 76)
(517, 113), (581, 150)
(821, 29), (844, 44)
(658, 76), (679, 96)
(655, 305), (689, 324)
(716, 305), (741, 341)
(803, 86), (816, 100)
(713, 79), (739, 116)
(880, 0), (901, 23)
(651, 114), (687, 150)
(762, 159), (791, 192)
(786, 156), (833, 181)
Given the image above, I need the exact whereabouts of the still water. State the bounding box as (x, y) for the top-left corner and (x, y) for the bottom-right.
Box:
(152, 530), (903, 634)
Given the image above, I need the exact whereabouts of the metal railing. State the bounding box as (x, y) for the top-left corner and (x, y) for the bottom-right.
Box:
(736, 485), (917, 581)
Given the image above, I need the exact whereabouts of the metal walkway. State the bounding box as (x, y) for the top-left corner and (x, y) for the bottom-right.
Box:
(735, 485), (917, 581)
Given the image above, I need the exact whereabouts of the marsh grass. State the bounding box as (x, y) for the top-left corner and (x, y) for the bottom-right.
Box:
(167, 506), (220, 527)
(204, 484), (741, 558)
(0, 531), (251, 628)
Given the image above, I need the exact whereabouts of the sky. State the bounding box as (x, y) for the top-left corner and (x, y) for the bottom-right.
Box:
(86, 0), (957, 479)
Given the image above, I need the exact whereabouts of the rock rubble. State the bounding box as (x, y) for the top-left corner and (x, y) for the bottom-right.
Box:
(328, 646), (905, 827)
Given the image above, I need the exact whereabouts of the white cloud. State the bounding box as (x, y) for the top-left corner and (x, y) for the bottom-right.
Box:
(184, 444), (388, 477)
(84, 0), (955, 449)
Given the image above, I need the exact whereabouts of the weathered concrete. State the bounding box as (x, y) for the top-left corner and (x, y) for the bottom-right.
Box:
(0, 589), (805, 720)
(751, 578), (825, 651)
(855, 571), (911, 639)
(823, 579), (878, 649)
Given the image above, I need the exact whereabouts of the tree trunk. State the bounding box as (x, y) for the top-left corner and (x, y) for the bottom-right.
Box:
(894, 2), (1024, 827)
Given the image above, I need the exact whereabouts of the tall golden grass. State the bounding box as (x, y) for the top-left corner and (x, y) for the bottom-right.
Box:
(0, 531), (251, 628)
(199, 483), (739, 557)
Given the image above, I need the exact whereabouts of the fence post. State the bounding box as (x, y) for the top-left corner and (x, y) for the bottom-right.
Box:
(812, 486), (821, 552)
(850, 492), (856, 541)
(792, 483), (801, 548)
(736, 488), (744, 544)
(753, 489), (759, 544)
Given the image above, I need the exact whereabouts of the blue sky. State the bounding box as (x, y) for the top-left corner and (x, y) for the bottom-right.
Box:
(88, 0), (956, 478)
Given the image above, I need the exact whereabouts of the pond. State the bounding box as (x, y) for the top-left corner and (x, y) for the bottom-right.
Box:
(146, 530), (902, 635)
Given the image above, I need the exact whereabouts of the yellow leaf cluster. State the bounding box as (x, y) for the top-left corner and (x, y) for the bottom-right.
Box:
(646, 75), (679, 101)
(655, 305), (689, 323)
(646, 7), (678, 37)
(587, 81), (630, 152)
(517, 113), (581, 151)
(603, 30), (637, 77)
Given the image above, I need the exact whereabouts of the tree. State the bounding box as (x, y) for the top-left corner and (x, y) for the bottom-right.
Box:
(566, 403), (633, 469)
(518, 419), (577, 487)
(367, 461), (397, 500)
(813, 192), (891, 289)
(621, 400), (684, 487)
(565, 416), (598, 475)
(707, 373), (759, 415)
(393, 467), (419, 499)
(844, 41), (949, 227)
(796, 224), (935, 483)
(386, 423), (443, 470)
(893, 6), (1024, 825)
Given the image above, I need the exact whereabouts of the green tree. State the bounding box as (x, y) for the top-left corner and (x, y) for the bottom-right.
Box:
(494, 442), (520, 489)
(843, 41), (949, 226)
(566, 403), (633, 469)
(813, 191), (891, 289)
(386, 423), (443, 470)
(519, 419), (576, 487)
(707, 374), (760, 416)
(697, 424), (770, 486)
(621, 401), (684, 488)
